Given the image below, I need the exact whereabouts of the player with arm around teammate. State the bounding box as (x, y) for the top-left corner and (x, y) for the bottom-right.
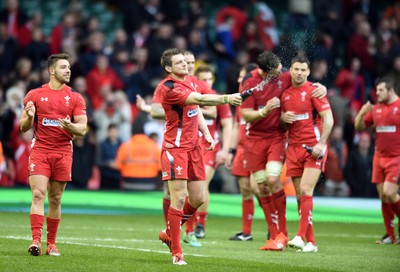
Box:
(354, 77), (400, 244)
(157, 48), (242, 265)
(280, 55), (334, 253)
(20, 53), (87, 256)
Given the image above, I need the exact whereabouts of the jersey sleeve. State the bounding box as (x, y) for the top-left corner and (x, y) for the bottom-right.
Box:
(311, 95), (331, 113)
(73, 93), (87, 116)
(163, 85), (192, 105)
(363, 111), (373, 127)
(152, 85), (162, 103)
(23, 90), (35, 106)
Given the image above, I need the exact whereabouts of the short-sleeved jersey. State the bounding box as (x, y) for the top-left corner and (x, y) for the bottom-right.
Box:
(235, 108), (247, 148)
(23, 84), (86, 154)
(160, 76), (200, 150)
(363, 98), (400, 157)
(153, 75), (213, 104)
(281, 81), (331, 146)
(240, 70), (291, 139)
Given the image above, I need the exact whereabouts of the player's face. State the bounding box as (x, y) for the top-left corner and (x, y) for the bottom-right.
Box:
(237, 69), (246, 84)
(169, 54), (188, 76)
(185, 54), (195, 76)
(290, 62), (310, 86)
(376, 82), (391, 104)
(53, 59), (71, 84)
(197, 71), (214, 89)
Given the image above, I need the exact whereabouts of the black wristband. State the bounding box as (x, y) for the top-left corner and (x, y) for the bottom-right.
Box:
(229, 148), (237, 156)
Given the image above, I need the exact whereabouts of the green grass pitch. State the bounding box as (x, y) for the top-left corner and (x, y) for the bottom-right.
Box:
(0, 189), (399, 271)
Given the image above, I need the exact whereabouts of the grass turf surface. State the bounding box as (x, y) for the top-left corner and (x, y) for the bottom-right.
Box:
(0, 189), (399, 271)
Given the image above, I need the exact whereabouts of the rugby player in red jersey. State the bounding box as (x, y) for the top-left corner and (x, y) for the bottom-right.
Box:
(157, 48), (241, 265)
(355, 77), (400, 245)
(20, 53), (87, 257)
(241, 51), (327, 251)
(281, 55), (333, 253)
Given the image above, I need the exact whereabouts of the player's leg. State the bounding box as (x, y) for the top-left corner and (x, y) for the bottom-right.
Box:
(289, 168), (320, 252)
(376, 183), (395, 243)
(46, 180), (67, 256)
(162, 182), (171, 228)
(28, 174), (49, 256)
(194, 165), (215, 238)
(167, 179), (188, 258)
(230, 175), (254, 241)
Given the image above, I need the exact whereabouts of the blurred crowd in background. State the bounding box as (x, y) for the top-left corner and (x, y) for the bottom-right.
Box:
(1, 0), (399, 198)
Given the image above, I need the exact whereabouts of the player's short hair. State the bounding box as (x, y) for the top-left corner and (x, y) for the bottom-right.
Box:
(160, 48), (185, 70)
(375, 77), (396, 92)
(47, 53), (69, 69)
(242, 63), (258, 74)
(256, 52), (281, 74)
(291, 55), (310, 68)
(194, 64), (214, 77)
(183, 50), (194, 57)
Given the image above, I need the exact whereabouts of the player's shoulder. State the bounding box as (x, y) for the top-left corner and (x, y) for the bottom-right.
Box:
(242, 69), (258, 84)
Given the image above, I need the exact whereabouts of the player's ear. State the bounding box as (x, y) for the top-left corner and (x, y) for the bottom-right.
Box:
(165, 65), (172, 73)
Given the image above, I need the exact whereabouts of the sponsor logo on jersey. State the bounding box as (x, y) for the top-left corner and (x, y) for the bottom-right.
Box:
(42, 118), (60, 126)
(162, 172), (169, 177)
(187, 108), (199, 117)
(295, 113), (309, 121)
(376, 126), (396, 133)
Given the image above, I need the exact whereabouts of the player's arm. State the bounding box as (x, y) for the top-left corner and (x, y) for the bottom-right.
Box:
(201, 106), (217, 119)
(312, 109), (334, 158)
(59, 115), (88, 137)
(150, 102), (166, 120)
(354, 101), (374, 131)
(186, 92), (242, 106)
(198, 109), (215, 150)
(241, 97), (280, 123)
(20, 101), (35, 133)
(136, 94), (151, 113)
(280, 111), (296, 131)
(311, 82), (327, 99)
(216, 116), (233, 166)
(225, 119), (239, 168)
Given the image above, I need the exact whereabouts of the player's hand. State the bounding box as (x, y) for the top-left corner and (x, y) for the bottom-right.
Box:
(136, 95), (150, 113)
(280, 111), (296, 124)
(58, 115), (72, 130)
(204, 133), (216, 150)
(228, 93), (243, 106)
(264, 97), (281, 114)
(360, 101), (373, 115)
(24, 101), (35, 118)
(225, 153), (234, 169)
(216, 149), (228, 166)
(311, 83), (327, 99)
(312, 142), (325, 159)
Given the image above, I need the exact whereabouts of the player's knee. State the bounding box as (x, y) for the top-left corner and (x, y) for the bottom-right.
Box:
(253, 170), (266, 184)
(48, 193), (63, 206)
(240, 186), (252, 198)
(382, 187), (397, 202)
(265, 161), (282, 178)
(31, 188), (46, 202)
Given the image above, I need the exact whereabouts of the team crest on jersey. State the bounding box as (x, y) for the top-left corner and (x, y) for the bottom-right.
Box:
(187, 108), (199, 117)
(277, 80), (283, 90)
(393, 107), (398, 114)
(41, 97), (48, 102)
(190, 82), (198, 91)
(376, 108), (382, 114)
(64, 95), (71, 106)
(301, 91), (307, 101)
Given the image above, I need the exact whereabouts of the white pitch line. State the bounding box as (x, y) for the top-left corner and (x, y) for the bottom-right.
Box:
(0, 235), (208, 257)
